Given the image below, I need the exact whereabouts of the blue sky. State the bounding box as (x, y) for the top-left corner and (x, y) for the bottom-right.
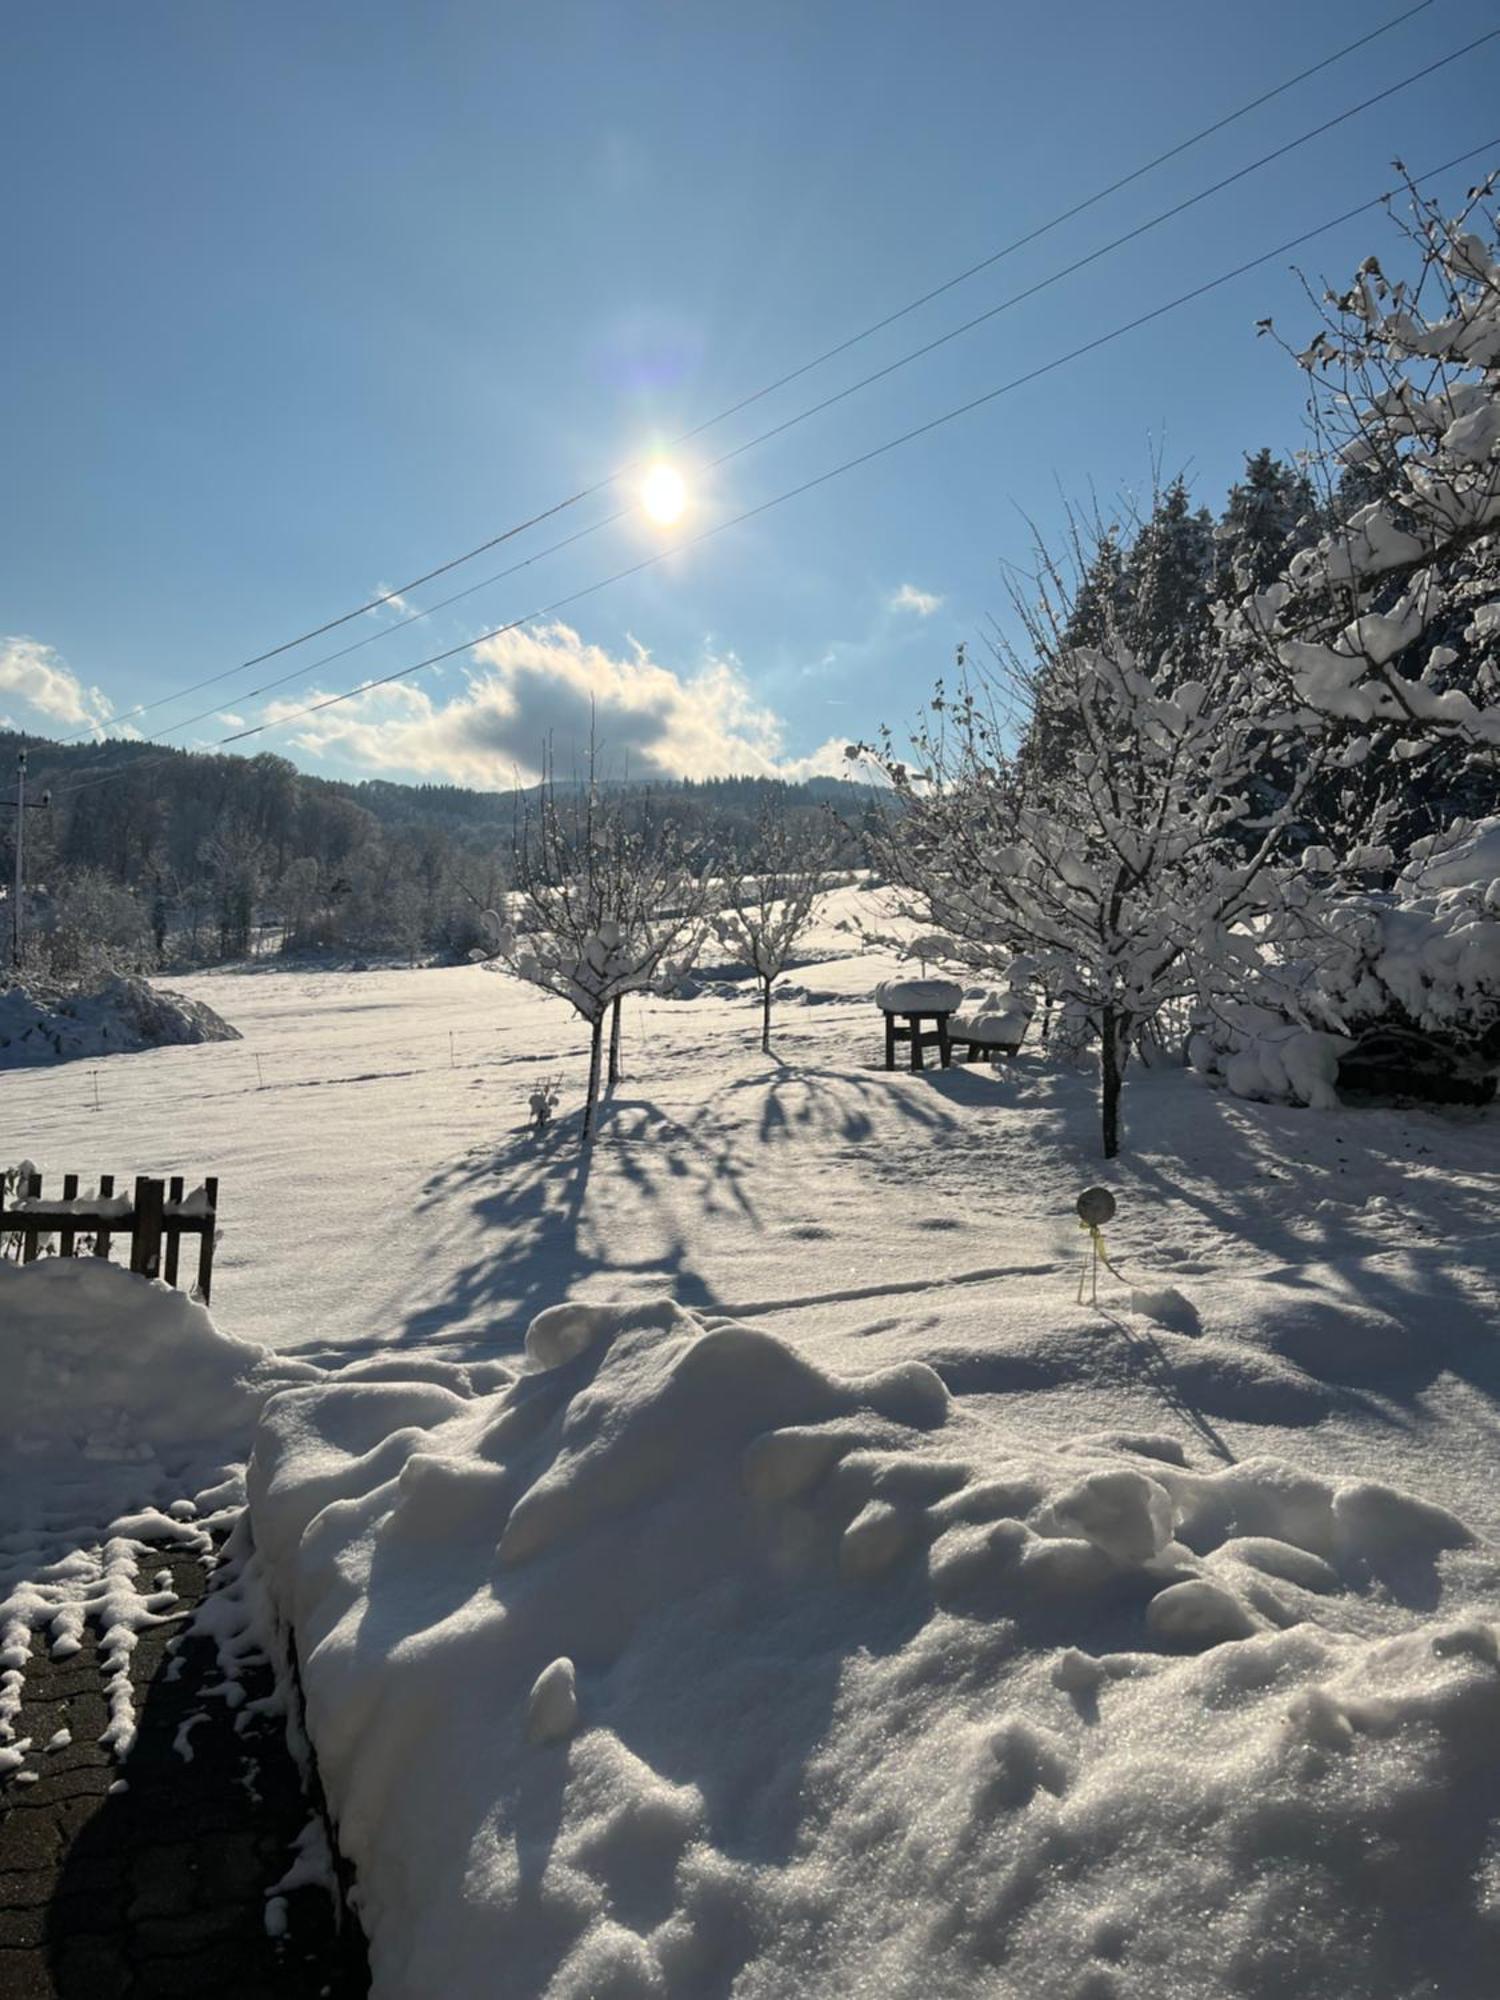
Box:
(3, 0), (1497, 787)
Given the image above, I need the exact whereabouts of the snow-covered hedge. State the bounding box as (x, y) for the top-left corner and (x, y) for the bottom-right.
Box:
(248, 1297), (1500, 1999)
(0, 974), (241, 1067)
(1192, 817), (1500, 1108)
(1314, 821), (1500, 1039)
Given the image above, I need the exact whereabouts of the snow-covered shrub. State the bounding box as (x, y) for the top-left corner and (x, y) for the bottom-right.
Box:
(0, 974), (240, 1068)
(1187, 1006), (1352, 1111)
(1191, 816), (1500, 1107)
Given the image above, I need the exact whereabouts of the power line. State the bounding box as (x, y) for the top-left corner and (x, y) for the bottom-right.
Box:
(58, 0), (1440, 749)
(53, 22), (1497, 792)
(661, 0), (1442, 444)
(53, 134), (1497, 806)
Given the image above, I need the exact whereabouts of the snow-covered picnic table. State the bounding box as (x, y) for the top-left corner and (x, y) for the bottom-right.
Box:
(875, 981), (1035, 1069)
(874, 978), (963, 1070)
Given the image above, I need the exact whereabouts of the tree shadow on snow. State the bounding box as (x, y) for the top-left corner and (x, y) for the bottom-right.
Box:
(709, 1061), (967, 1152)
(1095, 1311), (1237, 1464)
(390, 1065), (974, 1355)
(393, 1100), (751, 1350)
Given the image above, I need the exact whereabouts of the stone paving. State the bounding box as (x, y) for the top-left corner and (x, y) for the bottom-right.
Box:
(0, 1544), (369, 1999)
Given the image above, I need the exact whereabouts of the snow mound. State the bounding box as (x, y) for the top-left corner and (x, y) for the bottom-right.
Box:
(248, 1297), (1500, 1999)
(0, 975), (241, 1067)
(1, 1257), (269, 1450)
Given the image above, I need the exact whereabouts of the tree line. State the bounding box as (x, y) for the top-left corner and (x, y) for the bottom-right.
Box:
(0, 736), (872, 983)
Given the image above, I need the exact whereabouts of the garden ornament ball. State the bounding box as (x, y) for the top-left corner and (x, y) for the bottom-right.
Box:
(1075, 1187), (1121, 1305)
(1076, 1186), (1116, 1228)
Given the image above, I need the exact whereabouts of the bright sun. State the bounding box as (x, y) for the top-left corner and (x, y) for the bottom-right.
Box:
(641, 462), (687, 526)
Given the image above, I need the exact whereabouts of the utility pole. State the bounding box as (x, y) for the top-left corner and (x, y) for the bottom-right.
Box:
(3, 751), (52, 974)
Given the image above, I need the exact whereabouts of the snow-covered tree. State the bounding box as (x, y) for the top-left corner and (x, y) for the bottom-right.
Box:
(473, 777), (707, 1142)
(1214, 447), (1323, 595)
(1015, 480), (1216, 817)
(861, 555), (1315, 1157)
(1122, 476), (1216, 674)
(715, 808), (838, 1053)
(1243, 173), (1500, 759)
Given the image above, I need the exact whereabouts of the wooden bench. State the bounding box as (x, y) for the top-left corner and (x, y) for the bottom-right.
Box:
(951, 1000), (1034, 1064)
(954, 1033), (1024, 1063)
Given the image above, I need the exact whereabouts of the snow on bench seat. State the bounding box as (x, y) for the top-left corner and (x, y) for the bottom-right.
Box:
(950, 994), (1034, 1059)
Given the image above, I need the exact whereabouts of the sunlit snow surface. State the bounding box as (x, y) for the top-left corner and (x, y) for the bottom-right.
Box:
(251, 1298), (1500, 2000)
(4, 884), (1500, 1995)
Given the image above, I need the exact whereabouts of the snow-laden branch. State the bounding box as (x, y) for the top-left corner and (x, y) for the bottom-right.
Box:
(1243, 175), (1500, 748)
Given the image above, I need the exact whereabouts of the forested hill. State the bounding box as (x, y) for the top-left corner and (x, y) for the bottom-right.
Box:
(0, 729), (881, 973)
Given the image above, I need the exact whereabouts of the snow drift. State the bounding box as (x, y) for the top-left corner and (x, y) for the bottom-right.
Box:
(1, 1255), (268, 1451)
(0, 974), (241, 1067)
(248, 1297), (1500, 2000)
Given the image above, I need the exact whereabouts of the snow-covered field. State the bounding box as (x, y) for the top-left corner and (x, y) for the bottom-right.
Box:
(5, 882), (1500, 1996)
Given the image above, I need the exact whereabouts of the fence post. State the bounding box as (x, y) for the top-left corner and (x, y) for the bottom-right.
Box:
(21, 1169), (41, 1263)
(197, 1177), (219, 1304)
(131, 1176), (165, 1281)
(164, 1175), (184, 1287)
(58, 1172), (80, 1258)
(95, 1174), (115, 1259)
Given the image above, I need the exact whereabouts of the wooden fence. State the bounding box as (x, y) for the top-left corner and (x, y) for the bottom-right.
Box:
(0, 1171), (219, 1302)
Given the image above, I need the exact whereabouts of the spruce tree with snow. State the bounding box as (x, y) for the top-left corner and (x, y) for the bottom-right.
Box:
(472, 771), (707, 1143)
(715, 807), (838, 1053)
(1121, 476), (1216, 674)
(1015, 481), (1215, 816)
(1214, 447), (1323, 595)
(1015, 525), (1126, 799)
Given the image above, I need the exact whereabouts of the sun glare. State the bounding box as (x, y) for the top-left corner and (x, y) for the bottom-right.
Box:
(641, 462), (687, 526)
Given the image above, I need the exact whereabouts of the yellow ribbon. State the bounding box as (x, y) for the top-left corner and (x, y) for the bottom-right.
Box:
(1076, 1220), (1126, 1303)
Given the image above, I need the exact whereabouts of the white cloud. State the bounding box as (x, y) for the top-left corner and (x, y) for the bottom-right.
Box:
(371, 583), (415, 619)
(891, 583), (943, 617)
(218, 712), (246, 728)
(0, 636), (112, 733)
(263, 622), (866, 787)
